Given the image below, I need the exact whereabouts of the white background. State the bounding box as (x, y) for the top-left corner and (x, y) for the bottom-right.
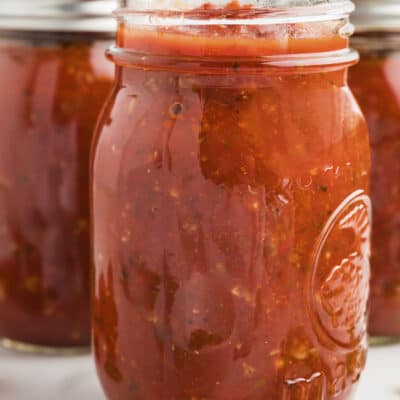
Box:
(0, 344), (398, 399)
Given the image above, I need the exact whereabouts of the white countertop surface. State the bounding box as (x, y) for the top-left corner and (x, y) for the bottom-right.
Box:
(0, 344), (398, 399)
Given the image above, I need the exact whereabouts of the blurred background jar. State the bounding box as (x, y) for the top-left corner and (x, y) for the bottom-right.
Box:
(92, 0), (371, 398)
(0, 0), (116, 352)
(349, 0), (400, 343)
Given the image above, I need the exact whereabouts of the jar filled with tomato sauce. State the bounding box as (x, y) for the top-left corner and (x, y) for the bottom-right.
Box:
(92, 0), (371, 398)
(0, 0), (116, 352)
(349, 0), (400, 342)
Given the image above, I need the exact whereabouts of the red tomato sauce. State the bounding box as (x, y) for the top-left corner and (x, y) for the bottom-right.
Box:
(349, 45), (400, 338)
(0, 32), (113, 348)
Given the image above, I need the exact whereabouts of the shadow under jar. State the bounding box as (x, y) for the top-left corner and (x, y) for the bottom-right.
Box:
(92, 1), (372, 398)
(0, 0), (116, 352)
(349, 0), (400, 344)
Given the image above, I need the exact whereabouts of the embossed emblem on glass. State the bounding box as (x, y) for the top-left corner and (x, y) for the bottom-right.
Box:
(309, 190), (372, 348)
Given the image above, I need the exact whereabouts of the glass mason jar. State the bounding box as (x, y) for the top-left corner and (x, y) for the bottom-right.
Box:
(349, 0), (400, 342)
(0, 0), (116, 352)
(92, 0), (371, 398)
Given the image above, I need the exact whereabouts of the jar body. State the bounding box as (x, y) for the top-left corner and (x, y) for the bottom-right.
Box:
(349, 34), (400, 339)
(92, 42), (371, 400)
(0, 31), (113, 348)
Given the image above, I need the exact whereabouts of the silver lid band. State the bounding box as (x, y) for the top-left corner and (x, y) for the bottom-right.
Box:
(353, 0), (400, 33)
(0, 0), (117, 32)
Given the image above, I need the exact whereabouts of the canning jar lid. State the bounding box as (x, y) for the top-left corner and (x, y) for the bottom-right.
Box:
(0, 0), (117, 32)
(352, 0), (400, 32)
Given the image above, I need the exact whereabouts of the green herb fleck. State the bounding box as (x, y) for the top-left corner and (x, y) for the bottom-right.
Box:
(104, 360), (123, 382)
(169, 102), (183, 119)
(255, 377), (267, 388)
(17, 175), (29, 184)
(120, 267), (129, 283)
(319, 185), (328, 193)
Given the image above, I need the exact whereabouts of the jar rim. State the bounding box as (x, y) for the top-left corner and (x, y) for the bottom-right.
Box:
(108, 44), (359, 72)
(119, 0), (353, 12)
(116, 1), (355, 26)
(0, 0), (117, 33)
(113, 1), (356, 68)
